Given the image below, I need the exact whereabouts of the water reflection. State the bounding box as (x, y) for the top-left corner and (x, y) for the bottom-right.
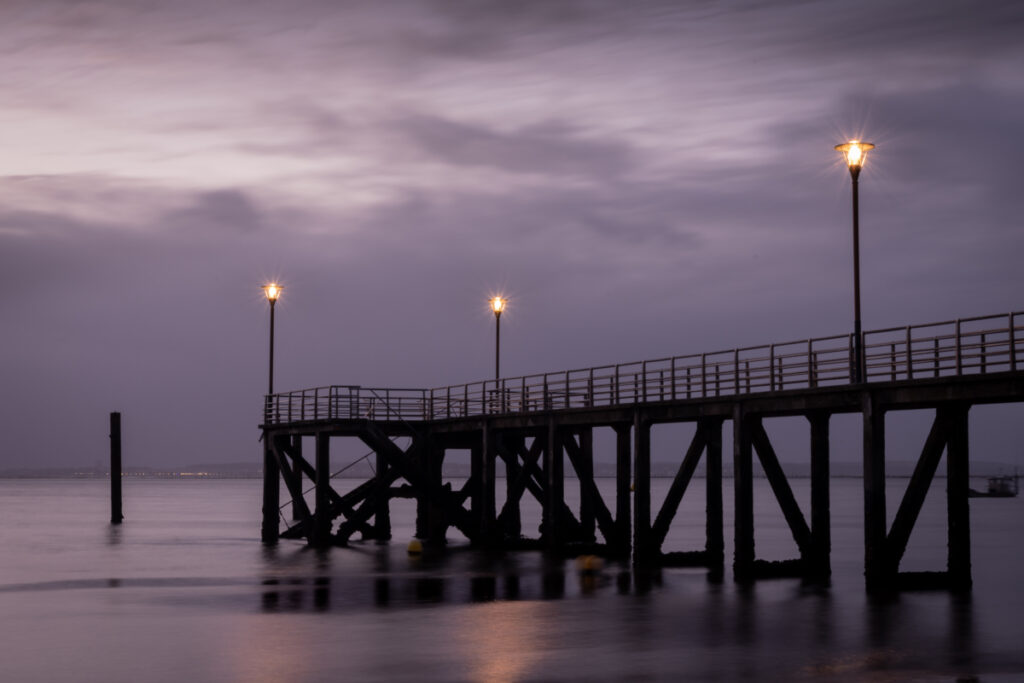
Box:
(254, 545), (987, 681)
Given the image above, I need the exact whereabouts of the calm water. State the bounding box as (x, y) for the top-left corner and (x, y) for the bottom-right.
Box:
(1, 477), (1022, 682)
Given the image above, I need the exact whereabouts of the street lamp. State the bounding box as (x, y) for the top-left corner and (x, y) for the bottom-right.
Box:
(263, 283), (282, 394)
(490, 296), (506, 380)
(835, 140), (874, 383)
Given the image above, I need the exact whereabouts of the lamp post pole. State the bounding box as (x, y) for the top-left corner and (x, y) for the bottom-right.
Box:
(490, 296), (506, 381)
(835, 141), (874, 384)
(263, 283), (282, 395)
(851, 166), (862, 384)
(495, 309), (501, 380)
(268, 298), (276, 394)
(261, 282), (282, 544)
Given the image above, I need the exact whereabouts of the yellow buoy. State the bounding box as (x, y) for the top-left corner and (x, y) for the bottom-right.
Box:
(407, 539), (423, 555)
(575, 554), (604, 573)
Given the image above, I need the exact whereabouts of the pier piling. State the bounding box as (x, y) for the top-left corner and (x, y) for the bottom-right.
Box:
(109, 412), (123, 525)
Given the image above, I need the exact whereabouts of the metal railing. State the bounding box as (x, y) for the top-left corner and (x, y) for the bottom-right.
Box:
(263, 311), (1022, 425)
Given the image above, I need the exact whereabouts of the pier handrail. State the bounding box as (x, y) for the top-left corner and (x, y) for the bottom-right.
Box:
(263, 310), (1022, 425)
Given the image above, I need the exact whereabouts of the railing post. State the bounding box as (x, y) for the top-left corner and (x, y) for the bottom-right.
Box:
(890, 343), (897, 382)
(642, 361), (648, 402)
(615, 365), (620, 405)
(670, 358), (677, 400)
(544, 374), (550, 410)
(714, 363), (720, 396)
(955, 319), (962, 375)
(1011, 312), (1018, 372)
(933, 338), (940, 377)
(807, 341), (813, 388)
(686, 366), (692, 399)
(847, 334), (854, 383)
(906, 327), (913, 380)
(701, 354), (707, 397)
(980, 332), (987, 374)
(314, 387), (320, 421)
(521, 376), (527, 412)
(745, 360), (751, 393)
(734, 349), (740, 394)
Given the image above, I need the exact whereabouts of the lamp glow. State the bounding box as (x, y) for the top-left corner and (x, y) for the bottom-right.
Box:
(263, 283), (282, 302)
(490, 296), (506, 315)
(835, 140), (874, 171)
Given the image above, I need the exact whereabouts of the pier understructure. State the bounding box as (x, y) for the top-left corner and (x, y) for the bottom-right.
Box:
(260, 311), (1023, 593)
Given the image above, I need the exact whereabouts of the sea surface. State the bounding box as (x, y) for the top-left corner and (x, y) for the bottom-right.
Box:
(1, 477), (1022, 682)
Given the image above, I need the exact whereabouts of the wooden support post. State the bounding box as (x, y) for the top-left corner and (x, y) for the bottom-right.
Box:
(577, 428), (596, 542)
(544, 420), (564, 550)
(261, 434), (280, 544)
(705, 418), (724, 574)
(862, 392), (888, 593)
(809, 412), (831, 578)
(291, 435), (304, 520)
(479, 423), (496, 544)
(110, 412), (123, 524)
(615, 424), (632, 558)
(375, 440), (392, 541)
(313, 433), (331, 547)
(504, 436), (523, 538)
(733, 405), (755, 580)
(946, 404), (972, 591)
(633, 412), (652, 564)
(417, 436), (448, 545)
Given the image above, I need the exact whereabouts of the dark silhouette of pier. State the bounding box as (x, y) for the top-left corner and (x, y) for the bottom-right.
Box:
(260, 311), (1023, 593)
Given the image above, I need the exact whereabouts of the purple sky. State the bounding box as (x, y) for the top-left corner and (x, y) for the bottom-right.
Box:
(2, 1), (1023, 469)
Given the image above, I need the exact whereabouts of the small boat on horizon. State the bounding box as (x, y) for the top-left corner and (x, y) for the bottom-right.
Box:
(969, 471), (1019, 498)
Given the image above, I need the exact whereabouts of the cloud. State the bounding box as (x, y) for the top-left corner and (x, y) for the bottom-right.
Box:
(159, 189), (267, 235)
(393, 114), (634, 178)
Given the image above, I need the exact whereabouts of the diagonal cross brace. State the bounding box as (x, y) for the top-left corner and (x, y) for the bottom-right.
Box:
(562, 432), (617, 544)
(651, 423), (709, 550)
(885, 411), (948, 571)
(359, 424), (476, 540)
(749, 419), (812, 554)
(277, 438), (377, 539)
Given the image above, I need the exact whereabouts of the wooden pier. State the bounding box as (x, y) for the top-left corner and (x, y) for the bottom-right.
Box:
(260, 311), (1024, 593)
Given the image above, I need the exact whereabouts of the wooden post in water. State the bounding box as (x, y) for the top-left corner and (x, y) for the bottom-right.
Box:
(862, 393), (888, 593)
(632, 412), (652, 564)
(809, 412), (832, 578)
(261, 437), (280, 544)
(544, 420), (564, 551)
(577, 428), (596, 542)
(110, 412), (123, 524)
(614, 423), (632, 558)
(945, 404), (972, 591)
(733, 405), (754, 581)
(479, 423), (496, 543)
(704, 418), (724, 575)
(313, 433), (332, 547)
